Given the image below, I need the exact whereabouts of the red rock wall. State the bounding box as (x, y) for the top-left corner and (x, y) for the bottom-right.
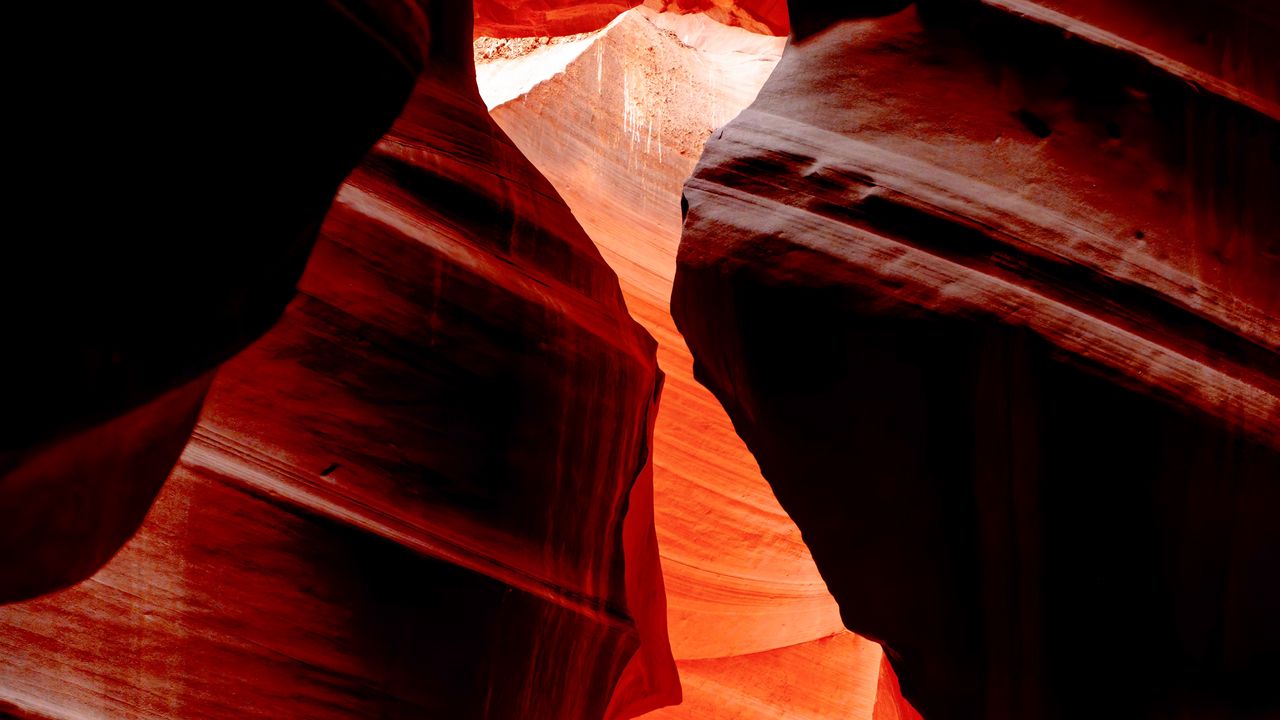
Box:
(673, 1), (1280, 718)
(642, 0), (788, 35)
(478, 10), (923, 718)
(472, 0), (789, 38)
(9, 0), (1275, 717)
(476, 0), (640, 37)
(2, 1), (678, 717)
(481, 10), (888, 719)
(1, 1), (421, 603)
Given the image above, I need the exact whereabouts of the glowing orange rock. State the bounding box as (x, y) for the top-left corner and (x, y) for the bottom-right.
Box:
(480, 8), (914, 719)
(471, 0), (789, 38)
(476, 0), (641, 36)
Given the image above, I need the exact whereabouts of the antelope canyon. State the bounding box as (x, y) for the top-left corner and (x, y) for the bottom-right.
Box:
(477, 8), (915, 718)
(2, 1), (1276, 719)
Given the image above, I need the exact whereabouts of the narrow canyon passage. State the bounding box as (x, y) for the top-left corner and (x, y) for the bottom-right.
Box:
(4, 1), (1274, 718)
(476, 8), (916, 718)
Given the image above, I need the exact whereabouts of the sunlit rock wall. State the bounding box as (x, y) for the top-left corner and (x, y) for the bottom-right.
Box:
(479, 8), (917, 719)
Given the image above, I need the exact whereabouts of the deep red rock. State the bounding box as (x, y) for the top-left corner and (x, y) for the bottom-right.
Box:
(2, 1), (677, 717)
(673, 2), (1280, 718)
(8, 0), (1276, 717)
(1, 1), (422, 603)
(480, 11), (905, 719)
(478, 10), (924, 718)
(0, 374), (212, 603)
(476, 0), (640, 36)
(641, 0), (788, 35)
(472, 0), (789, 37)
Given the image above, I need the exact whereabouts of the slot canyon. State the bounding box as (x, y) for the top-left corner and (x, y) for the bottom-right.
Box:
(1, 1), (1276, 719)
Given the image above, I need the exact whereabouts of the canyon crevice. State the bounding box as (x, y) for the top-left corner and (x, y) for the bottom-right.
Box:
(3, 0), (1277, 718)
(479, 8), (917, 718)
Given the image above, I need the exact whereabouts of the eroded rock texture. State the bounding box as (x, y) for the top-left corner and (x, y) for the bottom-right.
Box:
(2, 1), (677, 717)
(641, 0), (789, 35)
(477, 0), (640, 36)
(478, 10), (914, 718)
(473, 0), (788, 37)
(1, 0), (425, 604)
(674, 1), (1280, 719)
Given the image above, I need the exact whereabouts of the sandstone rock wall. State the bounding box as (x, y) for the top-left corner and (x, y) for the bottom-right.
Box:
(2, 2), (677, 717)
(673, 2), (1280, 718)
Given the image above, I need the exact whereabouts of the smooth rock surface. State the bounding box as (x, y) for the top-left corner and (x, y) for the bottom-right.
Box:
(488, 5), (813, 659)
(674, 2), (1280, 718)
(472, 0), (788, 37)
(481, 9), (917, 719)
(476, 0), (639, 36)
(642, 0), (788, 35)
(1, 2), (678, 718)
(1, 0), (423, 603)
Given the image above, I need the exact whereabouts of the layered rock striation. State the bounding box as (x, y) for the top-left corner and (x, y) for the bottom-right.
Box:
(674, 1), (1280, 718)
(480, 9), (916, 718)
(1, 0), (427, 604)
(474, 0), (789, 38)
(2, 1), (677, 717)
(7, 0), (1276, 717)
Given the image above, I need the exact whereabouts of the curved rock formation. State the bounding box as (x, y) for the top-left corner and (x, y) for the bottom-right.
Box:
(8, 0), (1276, 717)
(473, 0), (789, 37)
(479, 9), (916, 718)
(2, 1), (677, 717)
(481, 0), (819, 655)
(485, 7), (806, 661)
(642, 0), (788, 35)
(476, 0), (639, 36)
(0, 0), (795, 614)
(1, 0), (424, 604)
(674, 1), (1280, 718)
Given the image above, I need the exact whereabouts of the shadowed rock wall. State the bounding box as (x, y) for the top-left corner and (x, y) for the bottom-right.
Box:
(674, 2), (1280, 718)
